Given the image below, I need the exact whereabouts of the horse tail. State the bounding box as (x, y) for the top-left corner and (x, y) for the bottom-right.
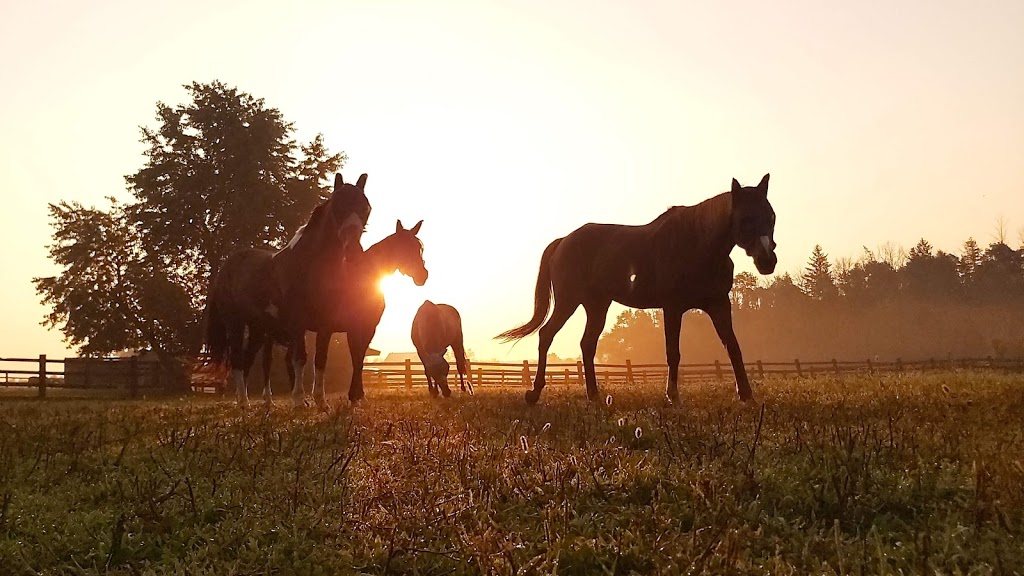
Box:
(495, 238), (562, 342)
(202, 285), (230, 371)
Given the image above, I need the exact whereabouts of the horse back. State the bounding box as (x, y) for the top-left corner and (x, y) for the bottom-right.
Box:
(412, 300), (461, 353)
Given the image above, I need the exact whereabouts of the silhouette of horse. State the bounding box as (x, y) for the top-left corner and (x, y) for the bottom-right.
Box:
(204, 173), (371, 406)
(411, 300), (473, 397)
(282, 219), (429, 404)
(496, 174), (777, 405)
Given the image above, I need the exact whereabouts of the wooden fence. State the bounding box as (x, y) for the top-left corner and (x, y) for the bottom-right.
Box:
(358, 356), (1024, 390)
(3, 355), (1023, 398)
(0, 355), (164, 398)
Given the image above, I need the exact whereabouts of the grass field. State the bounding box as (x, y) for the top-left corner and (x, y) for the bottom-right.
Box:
(1, 372), (1022, 575)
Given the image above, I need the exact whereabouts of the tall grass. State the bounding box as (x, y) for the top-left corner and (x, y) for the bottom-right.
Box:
(0, 372), (1021, 574)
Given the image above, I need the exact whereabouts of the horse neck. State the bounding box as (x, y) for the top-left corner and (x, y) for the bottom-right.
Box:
(663, 192), (735, 258)
(356, 236), (403, 279)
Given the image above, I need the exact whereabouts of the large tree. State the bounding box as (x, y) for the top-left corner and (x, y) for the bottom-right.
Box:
(35, 81), (345, 363)
(801, 245), (838, 300)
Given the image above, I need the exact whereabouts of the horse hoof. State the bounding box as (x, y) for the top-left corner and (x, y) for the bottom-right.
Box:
(315, 396), (329, 410)
(428, 388), (439, 398)
(442, 389), (452, 398)
(524, 390), (540, 405)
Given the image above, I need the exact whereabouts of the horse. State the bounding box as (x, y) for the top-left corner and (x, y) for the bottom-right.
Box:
(282, 219), (429, 405)
(411, 300), (473, 397)
(204, 172), (371, 406)
(496, 174), (777, 405)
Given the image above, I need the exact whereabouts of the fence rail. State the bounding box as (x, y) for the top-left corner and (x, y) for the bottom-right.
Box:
(355, 356), (1024, 391)
(4, 355), (1023, 398)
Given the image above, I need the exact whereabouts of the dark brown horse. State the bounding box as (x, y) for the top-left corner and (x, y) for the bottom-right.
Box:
(204, 173), (371, 406)
(284, 219), (429, 404)
(496, 174), (777, 405)
(411, 300), (472, 397)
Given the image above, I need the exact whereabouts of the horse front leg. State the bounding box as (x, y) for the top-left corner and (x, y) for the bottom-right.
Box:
(662, 306), (684, 403)
(580, 299), (611, 403)
(312, 331), (331, 409)
(347, 329), (375, 404)
(704, 298), (754, 402)
(289, 330), (310, 408)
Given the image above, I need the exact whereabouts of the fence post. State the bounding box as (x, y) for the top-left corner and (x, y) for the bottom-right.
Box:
(404, 359), (413, 389)
(794, 359), (802, 378)
(986, 355), (993, 369)
(576, 360), (584, 386)
(866, 358), (874, 374)
(563, 368), (570, 385)
(832, 358), (839, 375)
(625, 359), (633, 386)
(757, 360), (764, 379)
(38, 354), (47, 398)
(714, 360), (723, 381)
(896, 357), (903, 373)
(475, 367), (482, 388)
(522, 360), (531, 387)
(129, 356), (139, 399)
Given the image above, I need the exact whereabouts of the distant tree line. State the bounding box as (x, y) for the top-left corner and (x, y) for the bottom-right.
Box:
(598, 236), (1024, 364)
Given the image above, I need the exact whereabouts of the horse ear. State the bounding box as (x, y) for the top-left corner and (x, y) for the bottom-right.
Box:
(396, 219), (404, 233)
(334, 173), (344, 189)
(758, 173), (770, 192)
(410, 220), (423, 235)
(731, 178), (742, 194)
(356, 173), (368, 189)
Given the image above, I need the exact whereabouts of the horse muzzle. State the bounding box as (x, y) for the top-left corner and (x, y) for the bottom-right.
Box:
(412, 269), (429, 286)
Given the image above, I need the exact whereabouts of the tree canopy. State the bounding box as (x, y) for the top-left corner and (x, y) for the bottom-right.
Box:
(34, 81), (345, 363)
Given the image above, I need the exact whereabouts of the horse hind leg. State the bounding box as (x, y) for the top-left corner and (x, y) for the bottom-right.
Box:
(312, 332), (331, 410)
(525, 300), (578, 405)
(228, 322), (249, 407)
(260, 335), (274, 405)
(580, 299), (611, 403)
(289, 334), (309, 408)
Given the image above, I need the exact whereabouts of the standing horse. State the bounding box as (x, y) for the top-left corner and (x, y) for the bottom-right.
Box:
(411, 300), (473, 397)
(286, 219), (429, 404)
(204, 172), (371, 406)
(496, 174), (777, 405)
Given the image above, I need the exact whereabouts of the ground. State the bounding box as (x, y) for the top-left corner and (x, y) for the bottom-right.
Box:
(0, 372), (1022, 575)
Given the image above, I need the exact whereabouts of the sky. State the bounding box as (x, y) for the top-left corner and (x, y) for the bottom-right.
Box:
(1, 0), (1023, 364)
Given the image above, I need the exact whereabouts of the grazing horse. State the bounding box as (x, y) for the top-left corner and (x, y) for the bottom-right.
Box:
(411, 300), (473, 397)
(496, 174), (777, 405)
(204, 173), (371, 406)
(286, 219), (429, 404)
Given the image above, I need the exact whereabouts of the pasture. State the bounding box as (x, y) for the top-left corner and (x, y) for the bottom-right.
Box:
(1, 372), (1022, 575)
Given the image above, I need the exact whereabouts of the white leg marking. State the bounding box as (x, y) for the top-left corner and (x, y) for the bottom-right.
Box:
(291, 358), (306, 407)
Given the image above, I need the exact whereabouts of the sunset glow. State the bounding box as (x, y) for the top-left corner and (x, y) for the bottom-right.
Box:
(2, 0), (1023, 363)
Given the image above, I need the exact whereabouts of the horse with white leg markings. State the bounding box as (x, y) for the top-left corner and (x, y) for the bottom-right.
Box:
(203, 172), (371, 407)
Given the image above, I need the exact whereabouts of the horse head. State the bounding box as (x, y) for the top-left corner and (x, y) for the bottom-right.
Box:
(388, 219), (429, 286)
(326, 172), (372, 251)
(424, 353), (451, 383)
(730, 173), (777, 275)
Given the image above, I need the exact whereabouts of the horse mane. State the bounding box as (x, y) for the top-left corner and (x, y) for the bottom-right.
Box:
(656, 191), (733, 253)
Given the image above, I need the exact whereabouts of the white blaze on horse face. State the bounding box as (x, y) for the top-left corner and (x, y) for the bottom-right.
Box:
(265, 304), (279, 319)
(285, 223), (307, 249)
(760, 235), (773, 256)
(338, 213), (365, 242)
